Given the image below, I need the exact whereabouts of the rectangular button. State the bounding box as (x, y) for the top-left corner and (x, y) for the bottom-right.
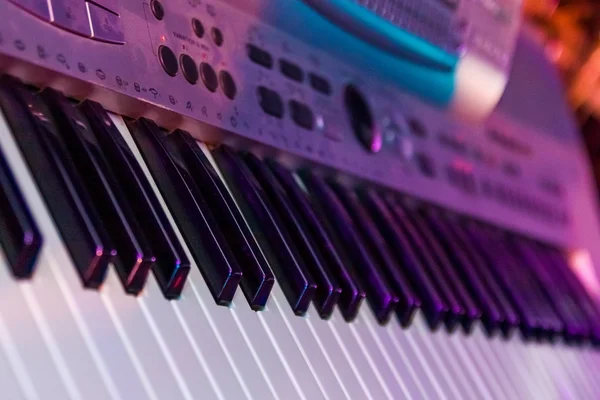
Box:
(308, 73), (331, 96)
(78, 100), (190, 299)
(269, 160), (365, 321)
(0, 76), (113, 287)
(170, 130), (275, 310)
(41, 89), (155, 295)
(289, 100), (314, 131)
(279, 59), (304, 82)
(127, 118), (241, 305)
(50, 0), (92, 36)
(87, 0), (119, 15)
(244, 154), (340, 319)
(0, 147), (42, 278)
(257, 86), (284, 119)
(301, 173), (398, 324)
(212, 145), (316, 316)
(8, 0), (51, 20)
(247, 44), (273, 69)
(87, 2), (124, 44)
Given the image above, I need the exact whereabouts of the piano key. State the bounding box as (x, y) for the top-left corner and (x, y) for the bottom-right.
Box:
(0, 147), (42, 278)
(330, 184), (417, 326)
(0, 339), (31, 400)
(0, 106), (147, 399)
(268, 160), (365, 321)
(211, 145), (316, 316)
(300, 173), (398, 324)
(512, 240), (589, 340)
(421, 208), (503, 333)
(542, 247), (600, 342)
(169, 130), (274, 310)
(358, 188), (447, 329)
(0, 76), (114, 288)
(384, 194), (465, 331)
(113, 115), (280, 399)
(126, 118), (239, 304)
(443, 217), (520, 336)
(242, 153), (340, 318)
(39, 89), (155, 295)
(461, 221), (539, 337)
(77, 100), (191, 300)
(401, 202), (481, 332)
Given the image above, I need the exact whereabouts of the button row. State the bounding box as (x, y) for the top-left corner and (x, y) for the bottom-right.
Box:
(158, 46), (237, 99)
(0, 76), (596, 346)
(257, 86), (315, 130)
(247, 44), (331, 96)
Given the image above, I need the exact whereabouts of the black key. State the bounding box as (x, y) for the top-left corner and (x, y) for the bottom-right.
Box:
(243, 155), (340, 318)
(169, 130), (274, 310)
(127, 118), (241, 305)
(443, 217), (520, 337)
(463, 223), (541, 338)
(0, 76), (114, 287)
(513, 240), (589, 340)
(403, 203), (481, 332)
(211, 145), (316, 315)
(300, 172), (398, 324)
(77, 100), (190, 299)
(333, 184), (417, 326)
(384, 194), (465, 332)
(0, 148), (42, 278)
(542, 247), (600, 343)
(359, 189), (447, 329)
(424, 209), (505, 335)
(40, 89), (155, 295)
(268, 160), (365, 321)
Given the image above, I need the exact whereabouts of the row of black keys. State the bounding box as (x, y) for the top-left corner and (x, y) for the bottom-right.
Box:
(0, 75), (598, 345)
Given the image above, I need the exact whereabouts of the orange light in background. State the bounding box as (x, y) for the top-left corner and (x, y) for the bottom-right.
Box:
(569, 249), (600, 298)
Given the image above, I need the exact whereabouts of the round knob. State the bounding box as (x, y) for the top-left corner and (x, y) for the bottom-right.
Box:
(344, 85), (381, 153)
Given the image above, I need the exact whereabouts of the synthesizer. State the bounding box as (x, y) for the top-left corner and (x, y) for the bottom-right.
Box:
(1, 0), (600, 399)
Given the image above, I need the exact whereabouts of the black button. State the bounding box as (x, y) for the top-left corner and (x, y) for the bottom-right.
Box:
(158, 45), (178, 77)
(289, 100), (314, 131)
(0, 147), (42, 279)
(279, 59), (304, 83)
(219, 70), (237, 100)
(247, 44), (273, 69)
(257, 86), (283, 118)
(179, 54), (198, 85)
(200, 63), (218, 92)
(408, 118), (427, 138)
(415, 152), (435, 178)
(211, 27), (223, 47)
(151, 0), (164, 20)
(309, 73), (331, 95)
(192, 18), (204, 38)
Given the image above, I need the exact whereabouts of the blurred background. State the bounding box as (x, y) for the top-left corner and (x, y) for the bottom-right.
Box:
(524, 0), (600, 191)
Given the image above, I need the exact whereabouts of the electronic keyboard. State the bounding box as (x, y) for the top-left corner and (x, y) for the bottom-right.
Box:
(1, 0), (600, 399)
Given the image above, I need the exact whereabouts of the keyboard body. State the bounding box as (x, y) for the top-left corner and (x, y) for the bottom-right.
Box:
(1, 0), (600, 399)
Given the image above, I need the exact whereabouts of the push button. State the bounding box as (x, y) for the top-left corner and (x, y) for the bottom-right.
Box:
(309, 73), (331, 95)
(180, 54), (198, 85)
(150, 0), (164, 20)
(219, 70), (237, 100)
(50, 0), (92, 36)
(87, 2), (125, 44)
(200, 63), (218, 92)
(158, 45), (178, 77)
(192, 18), (204, 38)
(7, 0), (51, 20)
(279, 59), (304, 83)
(247, 44), (273, 69)
(289, 100), (314, 130)
(257, 86), (283, 119)
(211, 27), (223, 47)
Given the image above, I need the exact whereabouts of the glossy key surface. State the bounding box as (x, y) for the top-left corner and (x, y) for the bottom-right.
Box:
(0, 77), (113, 287)
(78, 100), (191, 299)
